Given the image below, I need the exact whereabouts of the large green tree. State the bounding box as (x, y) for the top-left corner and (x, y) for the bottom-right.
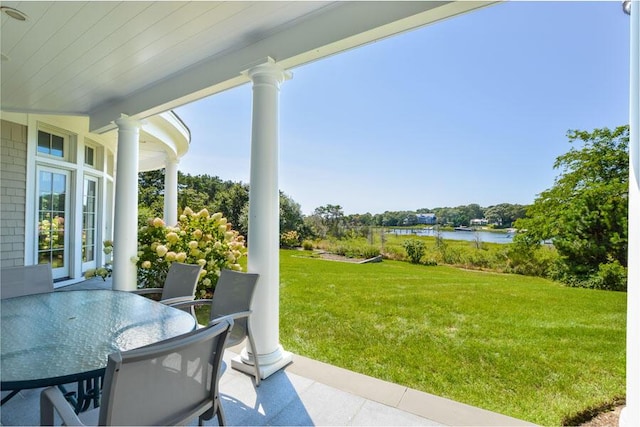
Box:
(312, 204), (345, 237)
(484, 203), (527, 227)
(514, 126), (629, 288)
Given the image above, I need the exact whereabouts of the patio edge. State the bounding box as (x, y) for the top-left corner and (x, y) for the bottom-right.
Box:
(285, 353), (538, 427)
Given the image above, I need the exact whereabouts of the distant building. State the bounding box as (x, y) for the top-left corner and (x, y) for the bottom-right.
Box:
(470, 218), (489, 226)
(416, 213), (437, 225)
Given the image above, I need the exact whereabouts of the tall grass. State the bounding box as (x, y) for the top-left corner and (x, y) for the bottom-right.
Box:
(318, 233), (510, 268)
(279, 249), (626, 426)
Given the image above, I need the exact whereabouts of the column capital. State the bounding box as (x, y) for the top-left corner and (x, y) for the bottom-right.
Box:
(164, 153), (179, 164)
(114, 114), (142, 131)
(245, 57), (292, 87)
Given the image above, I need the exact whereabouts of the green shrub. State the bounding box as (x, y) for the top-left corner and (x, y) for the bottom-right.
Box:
(438, 245), (463, 265)
(382, 246), (406, 261)
(572, 261), (628, 291)
(507, 242), (559, 278)
(280, 230), (300, 248)
(361, 245), (380, 259)
(594, 261), (627, 291)
(334, 245), (348, 256)
(465, 249), (492, 269)
(403, 239), (425, 264)
(302, 240), (314, 251)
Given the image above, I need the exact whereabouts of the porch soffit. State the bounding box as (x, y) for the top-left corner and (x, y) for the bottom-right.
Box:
(0, 1), (495, 134)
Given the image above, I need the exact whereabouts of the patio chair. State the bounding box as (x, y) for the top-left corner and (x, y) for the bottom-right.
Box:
(170, 269), (261, 386)
(0, 263), (53, 300)
(132, 262), (202, 306)
(0, 263), (54, 405)
(40, 318), (233, 426)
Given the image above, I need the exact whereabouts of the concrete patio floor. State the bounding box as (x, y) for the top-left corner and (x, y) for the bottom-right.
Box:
(1, 278), (536, 426)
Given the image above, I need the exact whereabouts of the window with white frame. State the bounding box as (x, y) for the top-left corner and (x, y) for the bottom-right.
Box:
(84, 145), (95, 167)
(37, 130), (65, 158)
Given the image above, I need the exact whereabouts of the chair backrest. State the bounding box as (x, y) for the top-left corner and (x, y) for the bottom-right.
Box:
(0, 264), (53, 300)
(99, 318), (232, 426)
(209, 269), (259, 347)
(161, 262), (202, 301)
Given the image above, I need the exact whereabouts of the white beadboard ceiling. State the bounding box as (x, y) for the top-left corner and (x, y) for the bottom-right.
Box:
(1, 1), (494, 133)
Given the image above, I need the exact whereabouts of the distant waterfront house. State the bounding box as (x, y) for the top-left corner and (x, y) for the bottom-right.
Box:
(470, 218), (489, 226)
(417, 213), (437, 225)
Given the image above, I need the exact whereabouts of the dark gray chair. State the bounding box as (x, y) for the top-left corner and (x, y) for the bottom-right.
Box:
(40, 318), (233, 426)
(132, 262), (202, 306)
(0, 263), (54, 405)
(0, 263), (53, 300)
(171, 269), (261, 386)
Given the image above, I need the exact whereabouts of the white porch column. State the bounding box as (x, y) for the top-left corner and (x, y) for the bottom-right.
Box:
(112, 116), (141, 291)
(232, 58), (293, 379)
(164, 156), (179, 226)
(622, 1), (639, 426)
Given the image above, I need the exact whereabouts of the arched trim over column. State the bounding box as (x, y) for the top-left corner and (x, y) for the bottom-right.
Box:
(231, 57), (293, 379)
(112, 115), (141, 291)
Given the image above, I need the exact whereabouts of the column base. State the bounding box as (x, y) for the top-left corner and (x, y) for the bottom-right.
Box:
(231, 345), (293, 380)
(619, 406), (629, 427)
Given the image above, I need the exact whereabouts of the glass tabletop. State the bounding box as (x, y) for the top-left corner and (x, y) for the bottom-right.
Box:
(1, 290), (196, 389)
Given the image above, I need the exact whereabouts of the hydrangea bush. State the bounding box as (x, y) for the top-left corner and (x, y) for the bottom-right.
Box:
(136, 207), (247, 296)
(84, 240), (113, 280)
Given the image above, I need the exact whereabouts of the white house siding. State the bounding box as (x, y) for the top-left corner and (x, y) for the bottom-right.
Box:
(0, 120), (27, 268)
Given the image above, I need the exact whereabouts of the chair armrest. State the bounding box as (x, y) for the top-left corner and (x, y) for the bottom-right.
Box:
(160, 295), (195, 306)
(168, 298), (213, 311)
(41, 386), (85, 426)
(210, 310), (252, 324)
(167, 299), (212, 324)
(131, 288), (163, 296)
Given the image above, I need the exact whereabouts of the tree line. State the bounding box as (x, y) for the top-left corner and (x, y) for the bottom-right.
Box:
(138, 171), (523, 242)
(139, 125), (629, 291)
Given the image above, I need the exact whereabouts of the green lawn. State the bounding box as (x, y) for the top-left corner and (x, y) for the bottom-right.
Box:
(278, 249), (626, 426)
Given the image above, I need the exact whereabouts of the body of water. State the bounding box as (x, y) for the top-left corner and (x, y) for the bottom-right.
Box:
(389, 228), (515, 244)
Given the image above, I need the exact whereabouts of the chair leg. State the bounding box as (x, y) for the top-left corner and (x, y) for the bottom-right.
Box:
(247, 332), (261, 387)
(1, 389), (20, 405)
(216, 400), (227, 426)
(40, 392), (55, 426)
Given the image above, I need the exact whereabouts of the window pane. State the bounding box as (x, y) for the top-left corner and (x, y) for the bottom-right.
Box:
(39, 192), (52, 210)
(52, 174), (65, 194)
(53, 215), (65, 233)
(85, 146), (95, 166)
(51, 250), (64, 268)
(39, 171), (52, 189)
(85, 213), (95, 228)
(37, 169), (69, 276)
(53, 193), (66, 212)
(51, 135), (64, 157)
(86, 196), (95, 212)
(38, 232), (51, 251)
(38, 131), (50, 154)
(87, 180), (96, 195)
(85, 228), (95, 246)
(38, 252), (51, 264)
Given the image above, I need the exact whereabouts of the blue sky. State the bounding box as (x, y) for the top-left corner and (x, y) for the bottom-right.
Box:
(175, 1), (630, 216)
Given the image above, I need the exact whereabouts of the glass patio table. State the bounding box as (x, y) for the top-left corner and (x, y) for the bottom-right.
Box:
(1, 289), (196, 411)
